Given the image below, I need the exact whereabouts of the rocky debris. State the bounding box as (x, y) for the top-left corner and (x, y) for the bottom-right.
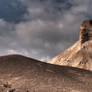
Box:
(48, 19), (92, 71)
(1, 82), (16, 92)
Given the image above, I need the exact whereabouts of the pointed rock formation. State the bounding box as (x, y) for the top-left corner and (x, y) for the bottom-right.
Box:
(49, 19), (92, 71)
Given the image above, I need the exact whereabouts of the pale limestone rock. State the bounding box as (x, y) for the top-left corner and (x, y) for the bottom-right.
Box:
(48, 20), (92, 71)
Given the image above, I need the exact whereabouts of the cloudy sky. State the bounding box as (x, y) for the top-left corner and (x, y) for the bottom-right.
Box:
(0, 0), (92, 61)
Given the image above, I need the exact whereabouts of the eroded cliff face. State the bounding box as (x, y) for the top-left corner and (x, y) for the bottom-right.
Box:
(49, 20), (92, 71)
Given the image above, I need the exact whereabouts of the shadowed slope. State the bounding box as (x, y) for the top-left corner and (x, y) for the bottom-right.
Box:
(0, 54), (92, 92)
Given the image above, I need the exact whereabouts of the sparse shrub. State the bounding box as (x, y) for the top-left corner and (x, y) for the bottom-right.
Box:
(26, 90), (29, 92)
(7, 88), (16, 92)
(3, 82), (11, 88)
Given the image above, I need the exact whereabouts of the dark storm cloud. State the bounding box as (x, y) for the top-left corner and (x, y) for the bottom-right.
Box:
(21, 0), (73, 21)
(0, 0), (27, 23)
(0, 0), (92, 61)
(0, 19), (15, 36)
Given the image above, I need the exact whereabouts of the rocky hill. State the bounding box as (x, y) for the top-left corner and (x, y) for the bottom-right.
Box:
(49, 20), (92, 71)
(0, 54), (92, 92)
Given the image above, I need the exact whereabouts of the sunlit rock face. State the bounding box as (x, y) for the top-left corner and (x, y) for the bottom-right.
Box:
(48, 20), (92, 71)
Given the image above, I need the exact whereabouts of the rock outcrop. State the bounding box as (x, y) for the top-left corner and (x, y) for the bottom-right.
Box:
(49, 19), (92, 71)
(80, 20), (92, 44)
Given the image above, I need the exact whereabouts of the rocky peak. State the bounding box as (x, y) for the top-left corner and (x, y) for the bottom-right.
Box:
(80, 20), (92, 44)
(48, 19), (92, 71)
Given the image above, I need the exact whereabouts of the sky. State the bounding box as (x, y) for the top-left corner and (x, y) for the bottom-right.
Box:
(0, 0), (92, 61)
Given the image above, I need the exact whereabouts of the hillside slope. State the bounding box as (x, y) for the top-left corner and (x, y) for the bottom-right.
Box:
(0, 54), (92, 92)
